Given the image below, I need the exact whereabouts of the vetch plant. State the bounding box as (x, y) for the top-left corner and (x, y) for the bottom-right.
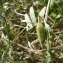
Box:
(20, 2), (52, 50)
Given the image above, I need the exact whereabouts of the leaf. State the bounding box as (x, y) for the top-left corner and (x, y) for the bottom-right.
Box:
(35, 11), (38, 18)
(55, 14), (61, 22)
(0, 5), (5, 12)
(56, 14), (61, 19)
(44, 59), (50, 63)
(55, 0), (61, 4)
(29, 6), (36, 24)
(44, 21), (51, 32)
(50, 12), (57, 17)
(44, 51), (51, 63)
(39, 6), (46, 19)
(59, 9), (63, 15)
(28, 41), (32, 49)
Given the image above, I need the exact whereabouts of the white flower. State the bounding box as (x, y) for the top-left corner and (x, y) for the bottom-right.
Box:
(22, 14), (33, 31)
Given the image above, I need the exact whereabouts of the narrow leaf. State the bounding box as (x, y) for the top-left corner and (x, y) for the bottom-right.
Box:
(29, 6), (36, 24)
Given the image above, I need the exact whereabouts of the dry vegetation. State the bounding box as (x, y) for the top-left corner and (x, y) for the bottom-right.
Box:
(0, 0), (63, 63)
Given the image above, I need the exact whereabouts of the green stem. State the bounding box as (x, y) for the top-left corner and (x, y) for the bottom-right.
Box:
(47, 33), (50, 51)
(0, 14), (10, 44)
(0, 14), (10, 62)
